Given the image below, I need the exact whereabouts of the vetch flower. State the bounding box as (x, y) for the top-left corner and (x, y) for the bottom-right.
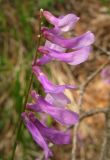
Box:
(26, 92), (79, 126)
(38, 45), (92, 65)
(43, 11), (79, 32)
(42, 28), (95, 49)
(37, 39), (66, 66)
(21, 112), (52, 160)
(32, 66), (76, 106)
(32, 66), (76, 93)
(28, 112), (71, 145)
(45, 92), (71, 107)
(31, 90), (71, 108)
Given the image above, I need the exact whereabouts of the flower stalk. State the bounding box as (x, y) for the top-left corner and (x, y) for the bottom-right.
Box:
(11, 9), (43, 160)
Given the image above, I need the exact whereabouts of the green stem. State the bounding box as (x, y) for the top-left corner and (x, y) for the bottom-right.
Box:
(11, 9), (43, 160)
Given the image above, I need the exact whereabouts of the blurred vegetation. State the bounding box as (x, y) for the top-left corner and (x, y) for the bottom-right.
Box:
(100, 0), (109, 4)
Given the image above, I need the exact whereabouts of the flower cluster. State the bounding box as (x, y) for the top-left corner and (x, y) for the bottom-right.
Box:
(22, 11), (95, 159)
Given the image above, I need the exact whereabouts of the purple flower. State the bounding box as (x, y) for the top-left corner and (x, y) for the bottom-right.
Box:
(21, 112), (52, 160)
(45, 92), (71, 107)
(43, 11), (79, 32)
(29, 112), (71, 145)
(32, 66), (76, 93)
(42, 28), (95, 49)
(26, 92), (79, 126)
(33, 66), (76, 106)
(101, 66), (110, 84)
(31, 90), (71, 108)
(37, 40), (66, 65)
(38, 45), (91, 65)
(32, 66), (76, 106)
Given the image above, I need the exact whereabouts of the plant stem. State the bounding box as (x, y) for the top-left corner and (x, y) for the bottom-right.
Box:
(11, 9), (43, 160)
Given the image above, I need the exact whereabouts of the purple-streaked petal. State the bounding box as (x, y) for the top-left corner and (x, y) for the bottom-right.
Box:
(42, 29), (95, 49)
(38, 46), (92, 65)
(21, 112), (52, 160)
(43, 11), (79, 32)
(32, 66), (76, 93)
(29, 113), (71, 145)
(26, 95), (79, 126)
(101, 66), (110, 84)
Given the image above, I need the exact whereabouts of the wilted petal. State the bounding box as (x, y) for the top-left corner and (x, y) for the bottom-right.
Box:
(32, 66), (76, 93)
(29, 113), (71, 145)
(101, 66), (110, 84)
(43, 11), (79, 32)
(21, 112), (52, 160)
(38, 46), (92, 65)
(26, 95), (79, 126)
(42, 29), (95, 49)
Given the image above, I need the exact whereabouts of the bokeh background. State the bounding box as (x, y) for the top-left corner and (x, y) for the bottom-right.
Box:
(0, 0), (110, 160)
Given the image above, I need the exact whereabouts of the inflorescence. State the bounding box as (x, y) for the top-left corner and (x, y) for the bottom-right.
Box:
(21, 10), (95, 160)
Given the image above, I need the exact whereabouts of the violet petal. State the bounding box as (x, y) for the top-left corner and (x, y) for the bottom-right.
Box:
(29, 113), (71, 145)
(45, 40), (66, 52)
(45, 92), (71, 107)
(43, 11), (79, 32)
(31, 90), (71, 108)
(32, 66), (76, 93)
(26, 95), (79, 126)
(42, 29), (95, 49)
(38, 46), (92, 65)
(21, 112), (52, 160)
(36, 55), (53, 66)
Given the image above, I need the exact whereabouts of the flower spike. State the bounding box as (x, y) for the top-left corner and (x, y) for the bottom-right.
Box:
(21, 10), (95, 160)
